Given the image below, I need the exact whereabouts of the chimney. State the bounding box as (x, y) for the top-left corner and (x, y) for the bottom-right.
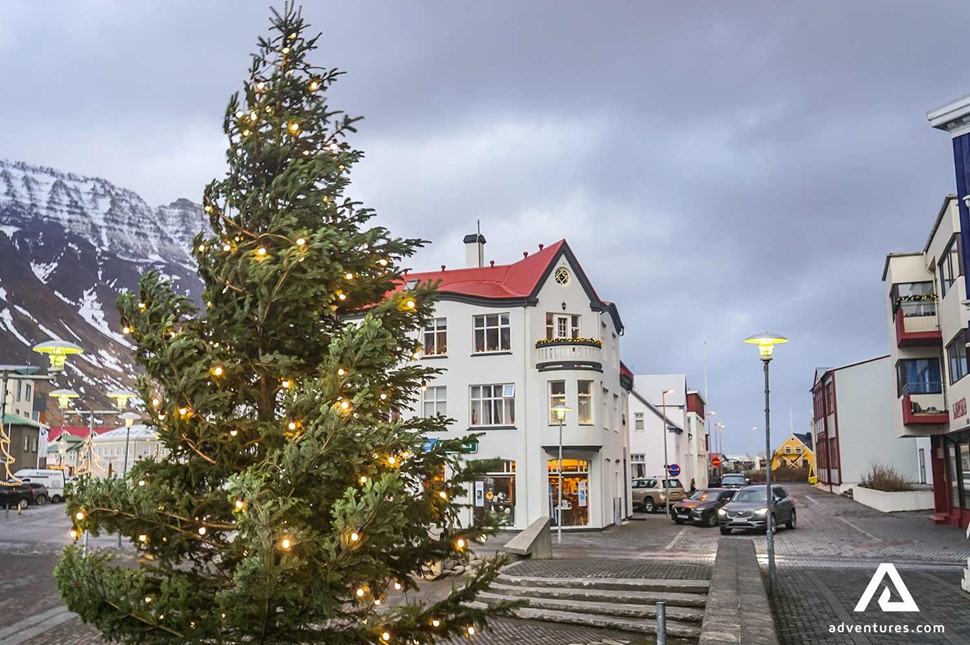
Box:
(463, 233), (486, 268)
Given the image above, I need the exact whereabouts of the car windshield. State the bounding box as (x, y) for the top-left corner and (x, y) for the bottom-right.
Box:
(722, 475), (745, 482)
(690, 491), (714, 501)
(732, 488), (768, 503)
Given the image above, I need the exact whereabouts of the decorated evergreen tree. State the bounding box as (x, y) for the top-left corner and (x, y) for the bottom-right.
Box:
(55, 5), (511, 643)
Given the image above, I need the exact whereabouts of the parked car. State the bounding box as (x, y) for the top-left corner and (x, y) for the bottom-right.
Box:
(671, 488), (736, 527)
(15, 469), (66, 503)
(21, 482), (51, 505)
(631, 477), (687, 513)
(718, 484), (796, 534)
(0, 483), (32, 510)
(718, 473), (750, 489)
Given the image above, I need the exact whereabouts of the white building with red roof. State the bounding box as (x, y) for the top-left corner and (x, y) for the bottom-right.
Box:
(406, 234), (632, 530)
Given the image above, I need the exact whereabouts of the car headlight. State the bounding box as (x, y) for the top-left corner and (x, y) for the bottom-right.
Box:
(755, 508), (768, 516)
(717, 508), (727, 515)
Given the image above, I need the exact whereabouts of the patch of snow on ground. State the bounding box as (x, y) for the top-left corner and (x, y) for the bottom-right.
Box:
(78, 289), (132, 348)
(0, 286), (7, 301)
(0, 225), (18, 238)
(0, 308), (31, 345)
(59, 321), (84, 343)
(53, 290), (75, 305)
(30, 260), (57, 283)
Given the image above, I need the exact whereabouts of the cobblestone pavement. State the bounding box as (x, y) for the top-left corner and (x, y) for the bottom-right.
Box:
(4, 485), (968, 644)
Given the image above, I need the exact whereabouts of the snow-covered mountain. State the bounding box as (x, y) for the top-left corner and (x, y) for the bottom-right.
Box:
(0, 160), (206, 421)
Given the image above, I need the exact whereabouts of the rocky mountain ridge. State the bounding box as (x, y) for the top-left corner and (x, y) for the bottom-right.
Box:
(0, 159), (206, 422)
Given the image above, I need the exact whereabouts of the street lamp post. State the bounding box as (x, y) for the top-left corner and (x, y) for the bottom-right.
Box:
(660, 388), (675, 518)
(744, 332), (789, 595)
(551, 404), (571, 544)
(117, 412), (140, 548)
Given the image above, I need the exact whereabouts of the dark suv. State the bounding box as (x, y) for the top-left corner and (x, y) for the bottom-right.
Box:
(0, 484), (32, 510)
(671, 488), (736, 527)
(22, 482), (50, 505)
(718, 484), (796, 534)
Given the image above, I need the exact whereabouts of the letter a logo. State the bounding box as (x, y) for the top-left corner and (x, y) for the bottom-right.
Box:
(853, 563), (919, 612)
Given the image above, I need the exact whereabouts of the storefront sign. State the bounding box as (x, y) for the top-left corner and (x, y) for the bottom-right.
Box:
(578, 481), (587, 507)
(953, 398), (967, 420)
(474, 481), (484, 507)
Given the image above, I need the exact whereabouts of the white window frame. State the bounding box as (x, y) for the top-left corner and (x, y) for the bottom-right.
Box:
(474, 313), (511, 353)
(577, 380), (593, 424)
(423, 318), (448, 356)
(634, 412), (644, 431)
(422, 386), (447, 418)
(470, 384), (516, 427)
(549, 380), (566, 424)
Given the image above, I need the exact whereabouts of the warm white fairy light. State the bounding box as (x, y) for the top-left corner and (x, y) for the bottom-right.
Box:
(288, 121), (300, 134)
(438, 492), (448, 500)
(308, 80), (320, 92)
(356, 587), (365, 598)
(211, 365), (224, 377)
(405, 300), (416, 309)
(138, 534), (148, 543)
(279, 536), (293, 551)
(122, 324), (131, 334)
(198, 526), (207, 536)
(75, 511), (85, 521)
(455, 538), (466, 550)
(350, 531), (360, 542)
(234, 499), (246, 510)
(359, 476), (367, 485)
(345, 272), (354, 280)
(223, 243), (232, 252)
(431, 619), (440, 628)
(256, 247), (267, 256)
(467, 626), (475, 636)
(296, 238), (306, 246)
(337, 368), (346, 376)
(381, 632), (390, 642)
(393, 582), (402, 591)
(287, 421), (297, 431)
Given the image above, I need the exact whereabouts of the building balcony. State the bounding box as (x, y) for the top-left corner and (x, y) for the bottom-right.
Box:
(535, 338), (603, 372)
(901, 383), (948, 425)
(893, 301), (941, 347)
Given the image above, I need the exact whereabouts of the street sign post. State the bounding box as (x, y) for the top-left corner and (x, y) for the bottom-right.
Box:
(667, 463), (681, 478)
(711, 456), (722, 468)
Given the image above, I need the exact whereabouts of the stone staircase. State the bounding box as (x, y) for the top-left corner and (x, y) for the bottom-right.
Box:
(473, 572), (707, 640)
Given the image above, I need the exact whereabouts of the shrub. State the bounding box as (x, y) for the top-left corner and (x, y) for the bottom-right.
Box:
(858, 464), (913, 492)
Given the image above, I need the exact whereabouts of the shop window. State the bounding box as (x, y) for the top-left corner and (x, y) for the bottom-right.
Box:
(471, 459), (515, 527)
(547, 458), (589, 527)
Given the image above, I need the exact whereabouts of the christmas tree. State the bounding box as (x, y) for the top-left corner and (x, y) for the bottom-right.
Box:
(55, 4), (512, 643)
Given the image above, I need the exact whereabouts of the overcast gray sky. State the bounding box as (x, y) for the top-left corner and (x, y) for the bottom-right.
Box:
(3, 1), (968, 455)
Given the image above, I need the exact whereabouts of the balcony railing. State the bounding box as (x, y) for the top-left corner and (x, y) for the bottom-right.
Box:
(894, 301), (941, 348)
(900, 382), (948, 425)
(535, 338), (603, 372)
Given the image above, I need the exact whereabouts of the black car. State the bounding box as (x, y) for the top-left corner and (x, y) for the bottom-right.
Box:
(22, 482), (50, 505)
(671, 488), (736, 527)
(0, 483), (32, 510)
(718, 484), (796, 534)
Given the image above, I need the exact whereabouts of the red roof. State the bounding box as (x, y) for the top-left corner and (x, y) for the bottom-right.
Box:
(48, 426), (113, 441)
(403, 240), (580, 300)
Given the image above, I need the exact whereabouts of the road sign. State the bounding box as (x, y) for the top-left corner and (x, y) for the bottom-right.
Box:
(711, 456), (722, 468)
(667, 463), (681, 477)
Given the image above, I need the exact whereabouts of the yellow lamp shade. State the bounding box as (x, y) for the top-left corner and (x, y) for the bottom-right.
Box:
(50, 389), (80, 409)
(32, 340), (84, 372)
(744, 332), (789, 360)
(107, 389), (137, 409)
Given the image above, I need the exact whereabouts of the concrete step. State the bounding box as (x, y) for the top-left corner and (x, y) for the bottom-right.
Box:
(488, 582), (707, 608)
(478, 591), (706, 624)
(496, 574), (710, 594)
(469, 600), (702, 638)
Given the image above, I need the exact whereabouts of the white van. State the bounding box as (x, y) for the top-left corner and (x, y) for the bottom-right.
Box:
(14, 469), (67, 502)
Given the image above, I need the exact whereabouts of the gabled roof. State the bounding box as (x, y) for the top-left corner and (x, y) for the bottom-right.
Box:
(399, 239), (624, 332)
(811, 355), (890, 390)
(629, 389), (684, 432)
(48, 426), (112, 441)
(94, 425), (158, 441)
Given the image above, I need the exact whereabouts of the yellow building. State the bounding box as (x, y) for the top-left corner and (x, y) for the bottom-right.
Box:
(771, 432), (815, 471)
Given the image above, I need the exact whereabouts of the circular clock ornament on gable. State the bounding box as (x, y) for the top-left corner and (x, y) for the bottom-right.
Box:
(554, 267), (570, 285)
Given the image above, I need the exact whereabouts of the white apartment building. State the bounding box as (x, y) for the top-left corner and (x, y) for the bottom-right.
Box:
(882, 193), (968, 526)
(628, 375), (708, 490)
(3, 376), (35, 420)
(406, 236), (632, 530)
(811, 356), (928, 494)
(92, 425), (165, 479)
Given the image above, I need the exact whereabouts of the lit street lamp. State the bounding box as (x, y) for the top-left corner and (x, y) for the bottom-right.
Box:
(32, 340), (83, 373)
(744, 331), (789, 595)
(551, 403), (571, 544)
(660, 388), (675, 518)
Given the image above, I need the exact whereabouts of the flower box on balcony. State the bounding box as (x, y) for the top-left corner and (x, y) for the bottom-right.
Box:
(535, 338), (603, 349)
